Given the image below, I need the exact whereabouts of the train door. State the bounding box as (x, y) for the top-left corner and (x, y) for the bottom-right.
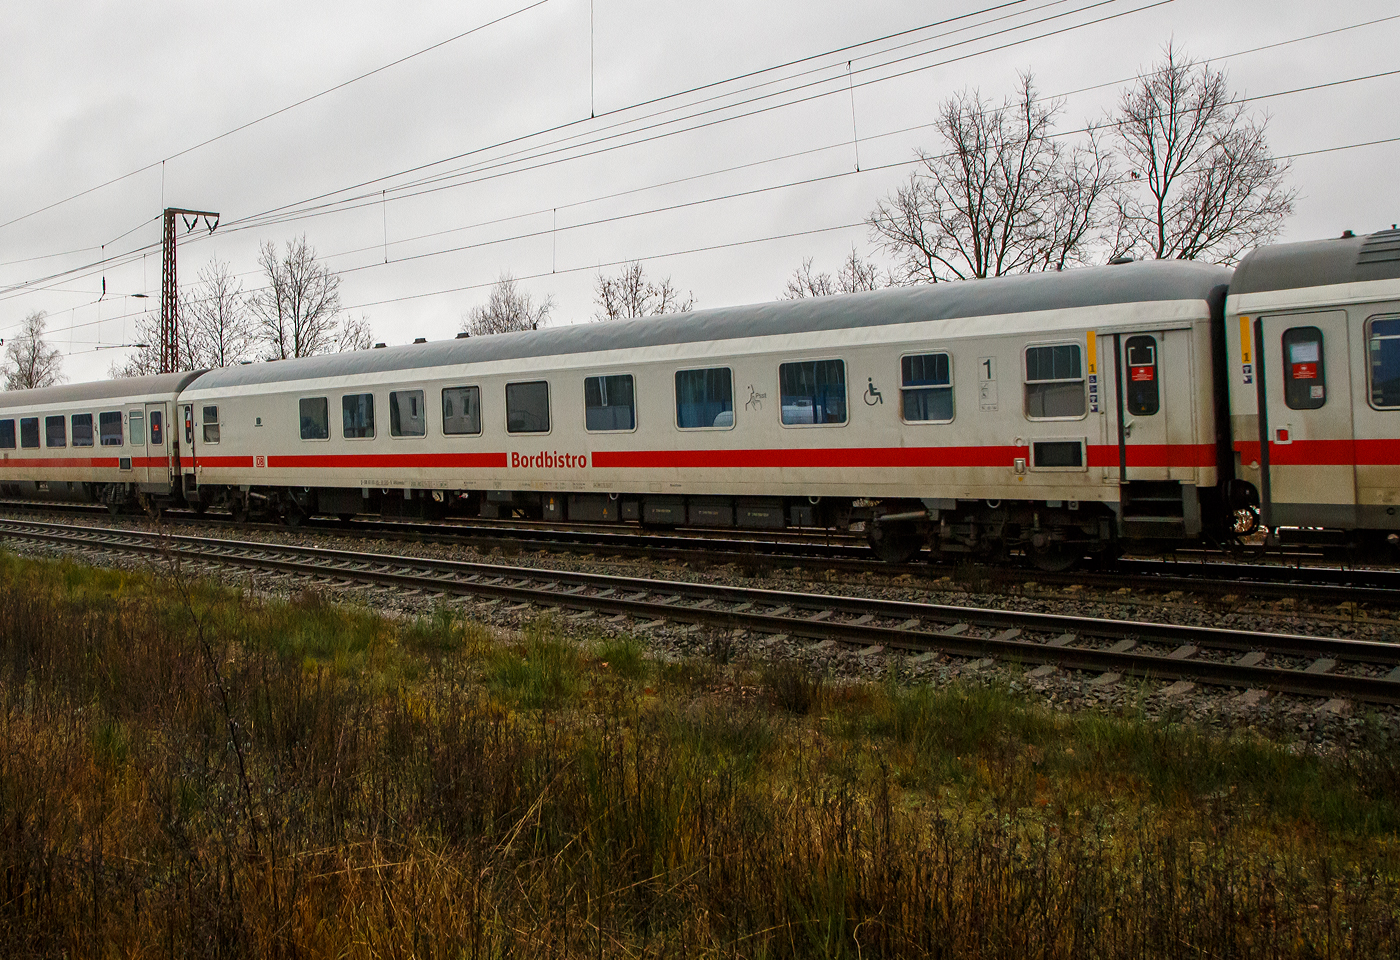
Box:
(127, 407), (148, 485)
(1107, 328), (1201, 535)
(144, 402), (172, 491)
(1254, 311), (1357, 528)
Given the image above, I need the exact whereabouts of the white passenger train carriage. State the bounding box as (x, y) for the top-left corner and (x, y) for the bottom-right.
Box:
(0, 372), (202, 510)
(173, 259), (1233, 567)
(1225, 228), (1400, 540)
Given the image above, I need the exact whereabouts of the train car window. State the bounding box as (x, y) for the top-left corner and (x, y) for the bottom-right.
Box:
(299, 397), (329, 440)
(45, 416), (67, 448)
(900, 353), (953, 422)
(129, 412), (144, 446)
(442, 387), (481, 435)
(675, 368), (734, 429)
(1024, 344), (1086, 419)
(584, 375), (635, 432)
(1367, 317), (1400, 408)
(184, 405), (194, 445)
(0, 420), (14, 449)
(342, 394), (376, 439)
(72, 413), (93, 447)
(390, 390), (427, 438)
(20, 418), (39, 449)
(201, 406), (219, 444)
(506, 381), (550, 434)
(780, 360), (847, 425)
(1123, 335), (1160, 416)
(1282, 327), (1326, 410)
(150, 411), (163, 446)
(100, 411), (123, 446)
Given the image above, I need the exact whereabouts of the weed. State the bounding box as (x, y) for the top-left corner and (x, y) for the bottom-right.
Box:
(760, 659), (824, 715)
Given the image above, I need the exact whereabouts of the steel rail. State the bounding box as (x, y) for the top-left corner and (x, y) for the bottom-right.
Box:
(3, 501), (1397, 605)
(3, 518), (1399, 706)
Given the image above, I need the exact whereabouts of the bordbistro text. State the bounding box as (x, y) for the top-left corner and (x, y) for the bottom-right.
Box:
(512, 451), (588, 469)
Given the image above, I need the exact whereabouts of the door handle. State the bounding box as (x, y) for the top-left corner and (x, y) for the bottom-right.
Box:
(1123, 418), (1134, 437)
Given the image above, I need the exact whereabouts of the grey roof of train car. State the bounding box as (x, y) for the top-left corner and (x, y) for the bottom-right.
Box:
(186, 259), (1233, 390)
(0, 370), (205, 410)
(1232, 229), (1400, 295)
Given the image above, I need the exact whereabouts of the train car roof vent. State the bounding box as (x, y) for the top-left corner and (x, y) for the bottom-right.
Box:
(455, 331), (470, 338)
(413, 337), (427, 344)
(1341, 229), (1356, 238)
(373, 342), (387, 349)
(1359, 229), (1400, 266)
(1108, 256), (1134, 265)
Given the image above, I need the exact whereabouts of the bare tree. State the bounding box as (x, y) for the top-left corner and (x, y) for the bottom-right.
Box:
(335, 313), (375, 352)
(593, 261), (693, 320)
(461, 273), (553, 336)
(250, 236), (343, 358)
(3, 310), (65, 390)
(185, 258), (255, 367)
(112, 257), (254, 377)
(868, 75), (1116, 282)
(1109, 43), (1294, 264)
(783, 249), (886, 299)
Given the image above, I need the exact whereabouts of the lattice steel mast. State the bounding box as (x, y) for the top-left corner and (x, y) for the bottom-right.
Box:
(160, 207), (220, 373)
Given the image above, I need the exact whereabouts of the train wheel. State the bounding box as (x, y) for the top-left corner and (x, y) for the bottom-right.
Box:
(1029, 542), (1080, 573)
(1232, 505), (1260, 537)
(868, 523), (922, 564)
(230, 499), (250, 524)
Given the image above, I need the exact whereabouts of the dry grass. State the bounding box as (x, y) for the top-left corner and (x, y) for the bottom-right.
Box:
(0, 552), (1396, 958)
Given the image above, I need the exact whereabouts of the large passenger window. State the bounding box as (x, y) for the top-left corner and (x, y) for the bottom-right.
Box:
(442, 386), (481, 436)
(390, 390), (426, 438)
(675, 367), (734, 429)
(1368, 317), (1400, 408)
(1283, 327), (1325, 410)
(342, 394), (375, 439)
(506, 381), (550, 434)
(45, 416), (66, 448)
(0, 420), (14, 449)
(901, 353), (953, 422)
(201, 406), (219, 444)
(101, 411), (124, 446)
(1024, 344), (1085, 419)
(300, 397), (329, 440)
(780, 359), (847, 425)
(1124, 335), (1160, 416)
(584, 375), (635, 431)
(20, 417), (39, 449)
(72, 413), (93, 447)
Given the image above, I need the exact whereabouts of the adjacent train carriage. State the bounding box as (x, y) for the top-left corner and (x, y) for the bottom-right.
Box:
(0, 371), (203, 511)
(178, 259), (1234, 568)
(1225, 229), (1400, 543)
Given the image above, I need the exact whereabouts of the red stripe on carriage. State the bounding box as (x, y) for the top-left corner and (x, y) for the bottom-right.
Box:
(1233, 438), (1400, 466)
(592, 443), (1218, 470)
(265, 452), (509, 469)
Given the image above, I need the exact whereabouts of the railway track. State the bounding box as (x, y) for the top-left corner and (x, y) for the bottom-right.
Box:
(4, 516), (1399, 707)
(2, 499), (1397, 607)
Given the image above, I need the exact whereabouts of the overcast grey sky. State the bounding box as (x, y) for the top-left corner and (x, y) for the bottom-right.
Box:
(2, 0), (1397, 382)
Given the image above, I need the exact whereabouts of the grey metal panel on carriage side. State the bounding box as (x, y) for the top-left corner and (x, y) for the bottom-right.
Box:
(0, 370), (206, 410)
(190, 261), (1234, 391)
(1232, 230), (1400, 295)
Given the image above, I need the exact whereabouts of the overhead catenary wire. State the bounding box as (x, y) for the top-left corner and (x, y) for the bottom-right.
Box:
(9, 7), (1400, 348)
(0, 0), (1140, 302)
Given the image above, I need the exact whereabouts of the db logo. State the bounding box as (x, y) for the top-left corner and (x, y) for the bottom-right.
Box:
(255, 455), (266, 468)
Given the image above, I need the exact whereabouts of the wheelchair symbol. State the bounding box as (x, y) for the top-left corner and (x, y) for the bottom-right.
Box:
(864, 377), (883, 405)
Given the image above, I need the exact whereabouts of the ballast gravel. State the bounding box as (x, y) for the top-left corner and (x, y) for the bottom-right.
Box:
(4, 509), (1398, 757)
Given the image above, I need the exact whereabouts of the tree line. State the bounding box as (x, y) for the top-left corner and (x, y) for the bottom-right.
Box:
(3, 45), (1291, 390)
